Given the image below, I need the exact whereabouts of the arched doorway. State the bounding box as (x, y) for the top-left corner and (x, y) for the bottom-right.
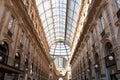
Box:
(0, 41), (9, 80)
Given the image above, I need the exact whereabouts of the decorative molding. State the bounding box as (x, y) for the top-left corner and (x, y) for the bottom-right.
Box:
(115, 19), (120, 27)
(100, 32), (110, 44)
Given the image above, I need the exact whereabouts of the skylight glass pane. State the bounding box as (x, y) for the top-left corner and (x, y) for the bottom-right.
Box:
(63, 0), (67, 4)
(52, 0), (56, 4)
(43, 21), (47, 28)
(44, 1), (51, 10)
(38, 5), (44, 15)
(36, 0), (42, 6)
(56, 3), (59, 8)
(36, 0), (82, 69)
(40, 14), (46, 21)
(69, 1), (75, 10)
(73, 13), (77, 21)
(56, 0), (59, 3)
(62, 4), (67, 8)
(75, 4), (80, 13)
(52, 4), (56, 8)
(45, 27), (49, 32)
(46, 10), (52, 18)
(47, 18), (53, 25)
(68, 10), (73, 18)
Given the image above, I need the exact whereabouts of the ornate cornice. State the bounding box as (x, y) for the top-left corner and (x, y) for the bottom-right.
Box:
(70, 0), (103, 65)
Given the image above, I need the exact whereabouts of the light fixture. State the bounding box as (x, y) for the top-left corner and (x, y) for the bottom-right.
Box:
(87, 69), (90, 72)
(16, 52), (19, 57)
(25, 68), (28, 71)
(1, 41), (5, 45)
(15, 63), (18, 67)
(0, 56), (3, 61)
(108, 55), (114, 61)
(95, 64), (98, 68)
(82, 72), (84, 75)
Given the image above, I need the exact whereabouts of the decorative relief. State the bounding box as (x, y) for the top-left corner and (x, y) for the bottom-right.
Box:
(115, 19), (120, 27)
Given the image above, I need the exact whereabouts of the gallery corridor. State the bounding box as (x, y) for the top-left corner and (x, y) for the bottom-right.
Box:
(0, 0), (120, 80)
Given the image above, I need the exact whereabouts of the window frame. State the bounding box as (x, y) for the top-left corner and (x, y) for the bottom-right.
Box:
(99, 14), (105, 31)
(8, 15), (15, 32)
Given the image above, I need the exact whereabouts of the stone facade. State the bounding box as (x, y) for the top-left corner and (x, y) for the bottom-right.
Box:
(0, 0), (49, 80)
(49, 62), (59, 80)
(70, 0), (120, 80)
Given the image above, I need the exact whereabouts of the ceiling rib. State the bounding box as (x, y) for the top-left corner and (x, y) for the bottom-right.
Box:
(64, 0), (68, 42)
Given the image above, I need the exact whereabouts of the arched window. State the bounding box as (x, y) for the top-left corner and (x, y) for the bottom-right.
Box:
(25, 59), (28, 71)
(105, 42), (112, 56)
(88, 59), (91, 78)
(14, 52), (20, 68)
(95, 53), (99, 63)
(30, 63), (34, 74)
(7, 16), (15, 37)
(94, 53), (100, 80)
(0, 41), (9, 64)
(94, 53), (100, 72)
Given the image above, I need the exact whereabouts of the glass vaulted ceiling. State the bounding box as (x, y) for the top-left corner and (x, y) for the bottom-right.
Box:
(36, 0), (81, 69)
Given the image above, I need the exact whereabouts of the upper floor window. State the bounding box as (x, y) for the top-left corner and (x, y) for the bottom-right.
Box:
(28, 40), (30, 51)
(99, 14), (105, 31)
(91, 30), (94, 43)
(14, 52), (21, 68)
(25, 58), (28, 71)
(0, 41), (9, 64)
(105, 42), (112, 55)
(88, 0), (92, 4)
(30, 63), (34, 74)
(20, 31), (24, 43)
(86, 41), (89, 50)
(95, 53), (99, 63)
(8, 16), (15, 37)
(8, 16), (15, 32)
(115, 0), (120, 9)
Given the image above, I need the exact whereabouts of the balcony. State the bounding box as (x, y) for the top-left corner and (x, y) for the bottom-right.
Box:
(105, 53), (116, 67)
